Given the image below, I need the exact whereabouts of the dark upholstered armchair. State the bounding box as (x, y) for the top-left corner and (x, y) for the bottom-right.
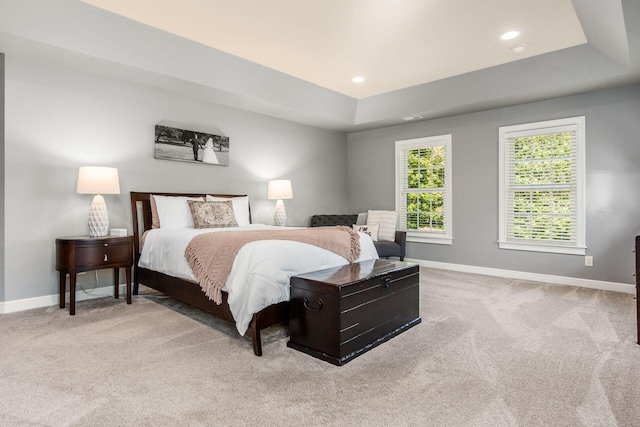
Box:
(310, 214), (406, 261)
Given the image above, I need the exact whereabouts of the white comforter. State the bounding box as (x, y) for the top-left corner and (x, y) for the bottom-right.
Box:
(138, 225), (379, 335)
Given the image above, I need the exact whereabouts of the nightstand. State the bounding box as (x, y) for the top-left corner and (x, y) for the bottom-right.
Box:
(55, 235), (134, 315)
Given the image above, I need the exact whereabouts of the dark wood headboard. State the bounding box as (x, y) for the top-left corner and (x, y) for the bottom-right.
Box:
(129, 191), (249, 261)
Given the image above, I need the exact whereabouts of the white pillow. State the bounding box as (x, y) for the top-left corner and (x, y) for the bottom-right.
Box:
(356, 213), (368, 225)
(206, 195), (250, 226)
(353, 224), (379, 241)
(153, 195), (204, 229)
(367, 210), (398, 242)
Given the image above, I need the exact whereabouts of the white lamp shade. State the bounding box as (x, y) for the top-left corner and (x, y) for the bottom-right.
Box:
(77, 166), (120, 195)
(267, 180), (293, 200)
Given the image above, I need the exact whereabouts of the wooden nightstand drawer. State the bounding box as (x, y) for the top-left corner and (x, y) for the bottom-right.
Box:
(56, 236), (134, 271)
(74, 242), (132, 267)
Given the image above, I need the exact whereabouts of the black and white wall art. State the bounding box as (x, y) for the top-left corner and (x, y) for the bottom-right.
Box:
(154, 124), (230, 166)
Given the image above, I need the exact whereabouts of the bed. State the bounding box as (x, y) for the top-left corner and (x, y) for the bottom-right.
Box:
(130, 191), (378, 356)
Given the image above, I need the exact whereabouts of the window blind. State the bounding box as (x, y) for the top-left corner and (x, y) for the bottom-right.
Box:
(505, 128), (577, 245)
(398, 145), (447, 233)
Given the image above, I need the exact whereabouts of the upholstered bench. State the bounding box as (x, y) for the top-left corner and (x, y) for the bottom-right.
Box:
(310, 214), (406, 260)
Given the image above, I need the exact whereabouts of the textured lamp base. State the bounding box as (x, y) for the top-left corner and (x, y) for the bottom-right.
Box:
(274, 199), (286, 227)
(88, 194), (110, 237)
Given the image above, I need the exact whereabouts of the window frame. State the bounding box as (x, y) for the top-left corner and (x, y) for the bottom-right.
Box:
(395, 134), (453, 245)
(498, 116), (586, 255)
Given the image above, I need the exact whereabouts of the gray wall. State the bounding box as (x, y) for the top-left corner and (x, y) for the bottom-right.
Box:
(0, 53), (4, 302)
(4, 52), (639, 304)
(347, 84), (640, 284)
(3, 55), (349, 301)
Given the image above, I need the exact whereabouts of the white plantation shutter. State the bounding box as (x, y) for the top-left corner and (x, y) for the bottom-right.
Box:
(395, 135), (452, 245)
(397, 148), (447, 232)
(398, 148), (409, 229)
(499, 117), (586, 255)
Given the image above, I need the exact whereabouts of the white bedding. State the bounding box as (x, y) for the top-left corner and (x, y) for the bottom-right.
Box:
(138, 224), (379, 335)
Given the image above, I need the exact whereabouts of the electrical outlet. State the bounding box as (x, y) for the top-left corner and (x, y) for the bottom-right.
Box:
(585, 256), (593, 267)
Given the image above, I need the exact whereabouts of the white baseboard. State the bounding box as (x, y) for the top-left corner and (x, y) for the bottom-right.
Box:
(406, 258), (636, 295)
(1, 261), (635, 314)
(0, 284), (130, 314)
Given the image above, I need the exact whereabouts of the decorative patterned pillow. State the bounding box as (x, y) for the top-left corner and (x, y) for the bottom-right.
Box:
(188, 200), (238, 228)
(353, 223), (379, 241)
(206, 195), (251, 226)
(367, 210), (398, 242)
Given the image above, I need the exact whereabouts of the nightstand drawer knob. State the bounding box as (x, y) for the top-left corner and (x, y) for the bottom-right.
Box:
(104, 254), (108, 262)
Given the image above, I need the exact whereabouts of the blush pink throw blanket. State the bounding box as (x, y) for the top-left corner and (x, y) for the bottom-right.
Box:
(184, 226), (361, 304)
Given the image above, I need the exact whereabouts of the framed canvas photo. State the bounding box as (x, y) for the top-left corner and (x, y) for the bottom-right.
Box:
(154, 125), (229, 166)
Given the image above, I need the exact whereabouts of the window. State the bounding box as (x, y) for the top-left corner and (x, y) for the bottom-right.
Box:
(499, 116), (586, 255)
(396, 135), (452, 244)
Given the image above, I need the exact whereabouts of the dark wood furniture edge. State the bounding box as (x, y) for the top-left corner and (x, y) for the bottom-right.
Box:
(130, 191), (287, 356)
(634, 236), (640, 344)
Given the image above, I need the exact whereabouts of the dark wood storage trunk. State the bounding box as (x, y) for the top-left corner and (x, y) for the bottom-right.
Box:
(635, 236), (640, 344)
(288, 259), (420, 365)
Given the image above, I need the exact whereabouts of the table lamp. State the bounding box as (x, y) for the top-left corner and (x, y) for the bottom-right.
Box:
(77, 166), (121, 237)
(267, 180), (293, 226)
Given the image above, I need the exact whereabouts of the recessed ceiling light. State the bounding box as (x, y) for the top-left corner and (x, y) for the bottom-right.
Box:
(352, 76), (365, 83)
(500, 31), (520, 40)
(511, 44), (527, 53)
(402, 115), (423, 121)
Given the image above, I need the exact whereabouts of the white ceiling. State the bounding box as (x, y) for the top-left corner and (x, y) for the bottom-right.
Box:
(81, 0), (587, 99)
(1, 0), (638, 131)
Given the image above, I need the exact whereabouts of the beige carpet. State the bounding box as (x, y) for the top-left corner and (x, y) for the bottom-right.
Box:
(1, 268), (639, 426)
